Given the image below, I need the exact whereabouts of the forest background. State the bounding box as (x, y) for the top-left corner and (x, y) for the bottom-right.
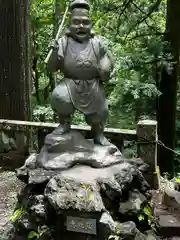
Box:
(30, 0), (180, 174)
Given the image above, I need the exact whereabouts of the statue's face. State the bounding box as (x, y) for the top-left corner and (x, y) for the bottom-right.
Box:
(69, 8), (92, 42)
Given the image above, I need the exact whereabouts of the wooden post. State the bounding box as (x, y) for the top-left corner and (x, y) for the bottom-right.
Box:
(137, 120), (159, 189)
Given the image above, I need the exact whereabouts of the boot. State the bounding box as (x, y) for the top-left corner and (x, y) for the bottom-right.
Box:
(91, 123), (111, 146)
(55, 115), (71, 134)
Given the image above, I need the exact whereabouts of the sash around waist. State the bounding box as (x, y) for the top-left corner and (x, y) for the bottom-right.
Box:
(62, 77), (104, 114)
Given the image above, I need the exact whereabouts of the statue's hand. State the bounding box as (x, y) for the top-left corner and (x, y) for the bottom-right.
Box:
(48, 39), (59, 50)
(98, 67), (111, 83)
(98, 54), (112, 82)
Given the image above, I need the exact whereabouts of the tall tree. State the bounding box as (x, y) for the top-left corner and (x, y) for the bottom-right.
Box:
(157, 0), (180, 177)
(0, 0), (31, 121)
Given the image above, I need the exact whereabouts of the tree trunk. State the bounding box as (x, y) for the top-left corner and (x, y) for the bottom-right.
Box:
(0, 0), (31, 121)
(157, 0), (180, 177)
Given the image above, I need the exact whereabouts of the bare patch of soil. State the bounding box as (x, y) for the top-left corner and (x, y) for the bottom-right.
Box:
(0, 168), (24, 230)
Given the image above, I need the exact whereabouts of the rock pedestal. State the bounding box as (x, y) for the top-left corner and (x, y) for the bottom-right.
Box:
(7, 129), (159, 240)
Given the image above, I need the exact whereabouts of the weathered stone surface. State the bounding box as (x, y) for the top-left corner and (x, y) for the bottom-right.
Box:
(16, 167), (28, 183)
(14, 161), (155, 239)
(119, 189), (147, 217)
(127, 158), (149, 173)
(44, 163), (149, 212)
(99, 212), (115, 238)
(28, 168), (58, 185)
(0, 222), (15, 240)
(161, 181), (180, 220)
(17, 152), (150, 193)
(17, 165), (59, 185)
(145, 230), (160, 239)
(16, 154), (37, 183)
(36, 130), (123, 170)
(0, 131), (17, 152)
(24, 153), (37, 169)
(30, 195), (47, 221)
(115, 221), (146, 240)
(159, 215), (180, 237)
(45, 175), (105, 212)
(14, 126), (155, 239)
(16, 129), (149, 189)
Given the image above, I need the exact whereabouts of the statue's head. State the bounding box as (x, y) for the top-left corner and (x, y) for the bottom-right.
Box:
(68, 0), (92, 42)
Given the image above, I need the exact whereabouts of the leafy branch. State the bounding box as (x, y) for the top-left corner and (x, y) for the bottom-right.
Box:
(125, 0), (162, 39)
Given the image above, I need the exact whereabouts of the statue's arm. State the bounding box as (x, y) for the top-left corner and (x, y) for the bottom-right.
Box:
(46, 38), (65, 73)
(47, 48), (59, 73)
(98, 37), (114, 82)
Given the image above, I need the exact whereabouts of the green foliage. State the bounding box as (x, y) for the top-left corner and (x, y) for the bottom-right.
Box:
(73, 112), (86, 125)
(33, 104), (54, 122)
(143, 202), (153, 225)
(10, 208), (25, 223)
(79, 183), (94, 200)
(175, 176), (180, 183)
(28, 226), (53, 240)
(138, 201), (153, 226)
(28, 231), (41, 240)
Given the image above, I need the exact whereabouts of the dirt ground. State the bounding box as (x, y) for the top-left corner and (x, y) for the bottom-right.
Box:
(0, 168), (24, 231)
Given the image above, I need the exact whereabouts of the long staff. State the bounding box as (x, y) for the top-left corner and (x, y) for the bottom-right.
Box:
(44, 5), (69, 64)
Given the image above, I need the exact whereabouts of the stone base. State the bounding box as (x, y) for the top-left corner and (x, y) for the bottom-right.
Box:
(35, 129), (124, 170)
(159, 214), (180, 237)
(12, 128), (159, 239)
(16, 129), (149, 185)
(13, 156), (158, 239)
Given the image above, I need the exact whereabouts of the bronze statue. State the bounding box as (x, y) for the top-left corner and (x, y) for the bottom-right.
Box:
(47, 0), (113, 146)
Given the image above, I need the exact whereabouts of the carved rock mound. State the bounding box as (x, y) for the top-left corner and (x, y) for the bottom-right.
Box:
(8, 130), (159, 240)
(36, 129), (123, 170)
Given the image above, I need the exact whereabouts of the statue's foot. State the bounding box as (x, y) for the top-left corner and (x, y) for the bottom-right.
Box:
(94, 134), (111, 146)
(55, 124), (70, 135)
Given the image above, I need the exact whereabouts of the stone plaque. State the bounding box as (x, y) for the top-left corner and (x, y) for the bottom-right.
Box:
(66, 216), (97, 235)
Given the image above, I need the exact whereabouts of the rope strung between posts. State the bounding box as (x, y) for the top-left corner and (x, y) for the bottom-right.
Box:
(138, 137), (180, 156)
(157, 140), (180, 156)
